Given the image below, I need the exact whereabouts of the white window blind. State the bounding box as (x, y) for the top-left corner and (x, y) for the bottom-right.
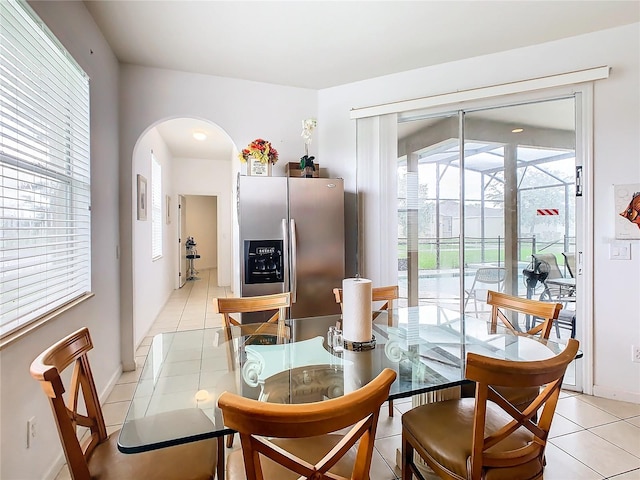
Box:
(151, 152), (162, 259)
(0, 0), (91, 336)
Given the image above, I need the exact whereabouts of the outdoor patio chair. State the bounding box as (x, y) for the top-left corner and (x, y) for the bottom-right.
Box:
(463, 267), (505, 317)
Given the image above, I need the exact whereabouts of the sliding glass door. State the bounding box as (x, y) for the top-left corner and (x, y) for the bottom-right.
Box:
(395, 96), (580, 387)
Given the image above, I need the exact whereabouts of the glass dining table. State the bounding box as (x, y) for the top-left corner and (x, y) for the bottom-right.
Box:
(117, 305), (579, 478)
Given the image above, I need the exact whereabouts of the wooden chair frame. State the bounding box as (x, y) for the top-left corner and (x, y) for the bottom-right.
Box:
(30, 327), (107, 480)
(487, 290), (562, 340)
(402, 339), (579, 480)
(333, 285), (398, 416)
(214, 292), (290, 345)
(31, 327), (217, 480)
(219, 368), (396, 480)
(332, 285), (398, 321)
(214, 292), (291, 448)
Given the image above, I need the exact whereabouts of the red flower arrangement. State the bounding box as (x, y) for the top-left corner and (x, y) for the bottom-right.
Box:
(238, 138), (279, 165)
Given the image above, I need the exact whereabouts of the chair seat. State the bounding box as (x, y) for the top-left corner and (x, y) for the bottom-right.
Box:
(226, 434), (356, 480)
(88, 431), (216, 480)
(402, 398), (543, 480)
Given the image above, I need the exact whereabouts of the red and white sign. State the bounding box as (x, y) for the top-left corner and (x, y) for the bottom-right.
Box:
(536, 209), (559, 216)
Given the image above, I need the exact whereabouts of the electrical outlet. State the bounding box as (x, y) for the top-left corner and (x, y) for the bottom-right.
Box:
(633, 346), (640, 363)
(26, 417), (36, 448)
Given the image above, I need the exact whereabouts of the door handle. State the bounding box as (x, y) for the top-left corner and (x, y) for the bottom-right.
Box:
(290, 219), (297, 303)
(282, 218), (289, 293)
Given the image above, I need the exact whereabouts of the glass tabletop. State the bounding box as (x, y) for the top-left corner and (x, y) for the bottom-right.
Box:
(117, 305), (576, 454)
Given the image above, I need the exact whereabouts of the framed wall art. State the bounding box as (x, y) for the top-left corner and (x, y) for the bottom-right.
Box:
(137, 174), (148, 221)
(614, 183), (640, 239)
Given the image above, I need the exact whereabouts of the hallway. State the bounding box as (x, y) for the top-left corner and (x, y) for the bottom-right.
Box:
(55, 268), (640, 479)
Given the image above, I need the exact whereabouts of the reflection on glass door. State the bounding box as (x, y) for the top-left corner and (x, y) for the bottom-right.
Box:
(397, 112), (460, 308)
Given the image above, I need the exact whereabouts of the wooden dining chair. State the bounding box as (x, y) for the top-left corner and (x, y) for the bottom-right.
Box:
(29, 327), (217, 480)
(214, 292), (291, 447)
(333, 284), (399, 416)
(402, 338), (579, 480)
(219, 368), (396, 480)
(484, 290), (564, 412)
(332, 285), (398, 321)
(214, 292), (290, 340)
(487, 290), (562, 339)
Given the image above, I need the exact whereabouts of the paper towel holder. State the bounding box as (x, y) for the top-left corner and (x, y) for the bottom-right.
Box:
(342, 335), (376, 352)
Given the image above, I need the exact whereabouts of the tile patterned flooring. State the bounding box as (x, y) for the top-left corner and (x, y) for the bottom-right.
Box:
(56, 269), (640, 479)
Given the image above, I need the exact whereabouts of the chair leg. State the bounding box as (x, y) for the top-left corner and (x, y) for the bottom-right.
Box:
(402, 434), (414, 480)
(226, 433), (234, 448)
(388, 399), (394, 417)
(217, 436), (225, 480)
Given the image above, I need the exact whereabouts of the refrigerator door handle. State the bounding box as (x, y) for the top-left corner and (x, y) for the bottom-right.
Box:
(290, 218), (297, 303)
(282, 218), (290, 293)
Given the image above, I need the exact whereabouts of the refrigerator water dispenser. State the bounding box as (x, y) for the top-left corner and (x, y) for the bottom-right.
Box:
(244, 240), (284, 284)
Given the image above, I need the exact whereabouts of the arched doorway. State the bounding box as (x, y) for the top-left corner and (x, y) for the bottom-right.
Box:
(130, 117), (236, 347)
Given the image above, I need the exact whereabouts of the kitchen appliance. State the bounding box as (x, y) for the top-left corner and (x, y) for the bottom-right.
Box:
(238, 175), (345, 321)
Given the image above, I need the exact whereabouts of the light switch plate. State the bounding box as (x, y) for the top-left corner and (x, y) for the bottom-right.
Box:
(610, 241), (631, 260)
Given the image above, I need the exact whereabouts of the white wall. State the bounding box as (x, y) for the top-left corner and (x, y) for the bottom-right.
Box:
(132, 127), (176, 347)
(185, 195), (218, 270)
(119, 66), (318, 369)
(318, 23), (640, 402)
(171, 156), (233, 285)
(1, 2), (121, 479)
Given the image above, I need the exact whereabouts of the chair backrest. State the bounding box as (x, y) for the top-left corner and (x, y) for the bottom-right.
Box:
(464, 267), (506, 313)
(30, 327), (107, 480)
(214, 292), (290, 331)
(532, 253), (563, 280)
(332, 285), (399, 314)
(474, 267), (506, 285)
(464, 338), (579, 479)
(487, 290), (562, 339)
(214, 293), (291, 366)
(562, 252), (576, 278)
(218, 368), (396, 480)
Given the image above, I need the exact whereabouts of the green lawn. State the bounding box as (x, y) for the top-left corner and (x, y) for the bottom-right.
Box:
(399, 245), (538, 269)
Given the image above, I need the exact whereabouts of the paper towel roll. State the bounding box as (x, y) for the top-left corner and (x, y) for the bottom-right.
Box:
(342, 277), (372, 342)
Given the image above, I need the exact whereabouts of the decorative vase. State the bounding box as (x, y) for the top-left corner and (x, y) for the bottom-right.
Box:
(248, 157), (271, 176)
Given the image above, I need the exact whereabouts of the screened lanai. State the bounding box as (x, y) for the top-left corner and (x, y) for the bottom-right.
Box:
(395, 97), (577, 315)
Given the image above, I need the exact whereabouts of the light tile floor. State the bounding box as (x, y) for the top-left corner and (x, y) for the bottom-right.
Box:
(56, 269), (640, 479)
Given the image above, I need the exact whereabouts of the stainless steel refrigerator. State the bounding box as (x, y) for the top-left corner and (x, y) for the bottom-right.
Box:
(238, 175), (345, 320)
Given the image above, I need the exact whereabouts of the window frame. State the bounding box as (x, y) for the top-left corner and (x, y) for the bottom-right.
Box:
(0, 0), (92, 343)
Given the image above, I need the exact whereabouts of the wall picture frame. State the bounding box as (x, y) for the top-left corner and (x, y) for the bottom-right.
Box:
(137, 174), (148, 221)
(615, 183), (640, 239)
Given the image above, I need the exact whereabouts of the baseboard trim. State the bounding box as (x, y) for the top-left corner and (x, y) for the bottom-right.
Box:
(43, 455), (66, 480)
(592, 385), (640, 404)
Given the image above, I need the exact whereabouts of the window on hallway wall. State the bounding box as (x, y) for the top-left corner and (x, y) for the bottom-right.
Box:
(151, 152), (162, 259)
(0, 0), (91, 338)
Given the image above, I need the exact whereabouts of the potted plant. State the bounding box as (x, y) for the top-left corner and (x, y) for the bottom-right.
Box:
(300, 154), (315, 177)
(300, 119), (317, 177)
(239, 138), (278, 176)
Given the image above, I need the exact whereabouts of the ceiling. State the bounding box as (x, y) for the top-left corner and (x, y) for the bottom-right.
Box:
(155, 118), (234, 159)
(84, 1), (639, 158)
